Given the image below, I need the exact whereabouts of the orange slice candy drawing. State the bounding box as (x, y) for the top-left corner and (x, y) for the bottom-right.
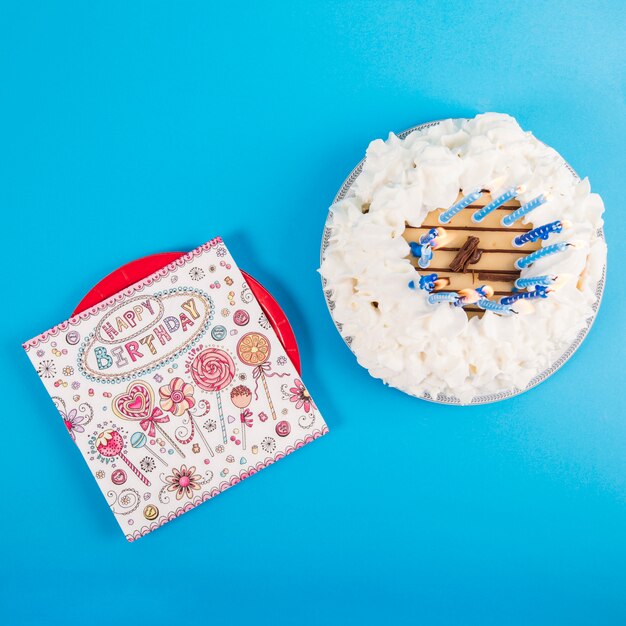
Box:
(237, 332), (271, 366)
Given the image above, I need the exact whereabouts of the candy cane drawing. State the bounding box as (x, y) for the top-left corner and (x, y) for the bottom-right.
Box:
(95, 429), (151, 486)
(187, 348), (235, 444)
(230, 385), (253, 450)
(236, 332), (287, 421)
(112, 380), (185, 458)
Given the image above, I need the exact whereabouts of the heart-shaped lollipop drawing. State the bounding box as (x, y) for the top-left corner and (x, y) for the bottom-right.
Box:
(112, 381), (185, 458)
(113, 382), (153, 420)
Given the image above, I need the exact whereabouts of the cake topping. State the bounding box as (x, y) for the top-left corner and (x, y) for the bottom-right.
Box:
(406, 190), (543, 317)
(408, 273), (450, 292)
(439, 189), (483, 224)
(501, 193), (550, 226)
(500, 285), (550, 305)
(477, 270), (519, 282)
(512, 220), (572, 247)
(475, 299), (516, 316)
(449, 236), (483, 273)
(408, 227), (449, 269)
(472, 185), (525, 222)
(515, 242), (574, 270)
(514, 275), (558, 289)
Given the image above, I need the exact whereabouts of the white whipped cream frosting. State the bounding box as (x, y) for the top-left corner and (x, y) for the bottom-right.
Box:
(320, 113), (606, 403)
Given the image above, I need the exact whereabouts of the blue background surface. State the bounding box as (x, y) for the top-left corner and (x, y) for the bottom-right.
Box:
(1, 2), (625, 624)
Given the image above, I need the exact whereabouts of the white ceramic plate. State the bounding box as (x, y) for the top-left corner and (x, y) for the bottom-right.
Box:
(320, 120), (607, 405)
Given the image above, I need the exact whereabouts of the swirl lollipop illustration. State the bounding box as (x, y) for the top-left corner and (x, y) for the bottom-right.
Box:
(188, 348), (235, 444)
(112, 381), (185, 458)
(95, 429), (151, 486)
(230, 385), (253, 450)
(159, 377), (214, 456)
(237, 332), (285, 421)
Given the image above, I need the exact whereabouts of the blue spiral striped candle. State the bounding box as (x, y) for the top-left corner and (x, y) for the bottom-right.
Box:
(515, 242), (569, 269)
(475, 285), (494, 298)
(512, 220), (570, 247)
(428, 292), (458, 305)
(409, 241), (433, 266)
(471, 186), (522, 223)
(452, 285), (493, 308)
(419, 273), (439, 291)
(410, 227), (449, 269)
(418, 253), (433, 269)
(438, 189), (483, 224)
(501, 194), (549, 227)
(500, 285), (550, 305)
(408, 273), (444, 292)
(453, 289), (479, 307)
(419, 228), (440, 245)
(476, 299), (515, 315)
(514, 275), (557, 289)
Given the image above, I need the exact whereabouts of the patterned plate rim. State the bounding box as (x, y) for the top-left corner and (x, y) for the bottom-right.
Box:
(319, 119), (607, 405)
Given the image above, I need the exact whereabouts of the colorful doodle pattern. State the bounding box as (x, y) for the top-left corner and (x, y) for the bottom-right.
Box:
(23, 237), (328, 541)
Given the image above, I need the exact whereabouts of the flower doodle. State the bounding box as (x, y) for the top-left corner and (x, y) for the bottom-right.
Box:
(289, 379), (316, 413)
(52, 397), (93, 442)
(158, 465), (214, 503)
(107, 488), (141, 516)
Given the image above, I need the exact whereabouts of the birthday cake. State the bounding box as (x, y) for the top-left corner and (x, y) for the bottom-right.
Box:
(320, 113), (606, 403)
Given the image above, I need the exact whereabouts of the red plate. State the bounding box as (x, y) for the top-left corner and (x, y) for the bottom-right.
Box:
(73, 252), (301, 374)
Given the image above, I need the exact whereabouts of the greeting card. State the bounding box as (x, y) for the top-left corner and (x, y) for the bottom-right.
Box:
(24, 237), (328, 541)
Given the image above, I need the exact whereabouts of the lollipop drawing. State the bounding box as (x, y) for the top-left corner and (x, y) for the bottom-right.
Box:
(112, 381), (185, 458)
(237, 332), (287, 421)
(230, 385), (253, 450)
(95, 429), (151, 486)
(159, 377), (214, 456)
(187, 347), (235, 444)
(130, 432), (168, 466)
